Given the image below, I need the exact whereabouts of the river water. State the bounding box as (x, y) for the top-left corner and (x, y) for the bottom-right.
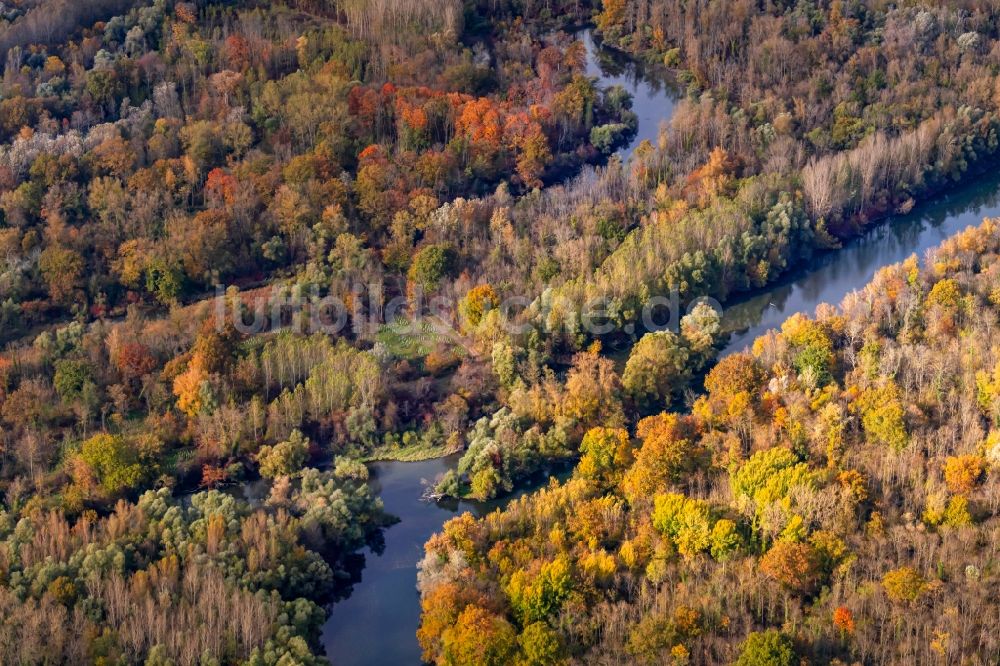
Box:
(320, 455), (497, 665)
(321, 29), (682, 665)
(579, 30), (678, 159)
(321, 29), (1000, 665)
(720, 166), (1000, 355)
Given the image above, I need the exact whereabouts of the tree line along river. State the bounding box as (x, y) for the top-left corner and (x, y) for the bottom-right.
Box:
(321, 29), (1000, 665)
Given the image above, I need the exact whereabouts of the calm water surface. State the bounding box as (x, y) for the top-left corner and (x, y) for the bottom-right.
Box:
(321, 456), (502, 665)
(321, 28), (1000, 665)
(580, 30), (679, 159)
(721, 166), (1000, 355)
(321, 30), (681, 664)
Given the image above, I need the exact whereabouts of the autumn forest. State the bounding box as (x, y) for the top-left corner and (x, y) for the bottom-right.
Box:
(0, 0), (999, 664)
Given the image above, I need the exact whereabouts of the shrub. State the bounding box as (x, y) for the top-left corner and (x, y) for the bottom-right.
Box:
(735, 630), (797, 666)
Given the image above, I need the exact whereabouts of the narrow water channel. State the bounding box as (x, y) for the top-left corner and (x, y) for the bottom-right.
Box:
(721, 166), (1000, 356)
(321, 28), (681, 665)
(321, 28), (1000, 665)
(578, 30), (678, 159)
(320, 455), (496, 665)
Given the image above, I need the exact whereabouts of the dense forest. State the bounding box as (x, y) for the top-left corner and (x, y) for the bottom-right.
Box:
(433, 0), (1000, 498)
(0, 0), (629, 661)
(2, 0), (1000, 663)
(418, 218), (1000, 664)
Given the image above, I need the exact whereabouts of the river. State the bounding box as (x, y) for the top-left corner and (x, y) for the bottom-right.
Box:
(320, 455), (499, 665)
(321, 28), (682, 665)
(720, 165), (1000, 355)
(579, 29), (679, 159)
(320, 29), (1000, 665)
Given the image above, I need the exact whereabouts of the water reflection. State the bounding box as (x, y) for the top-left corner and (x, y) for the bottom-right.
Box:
(321, 455), (565, 665)
(322, 456), (466, 666)
(320, 26), (1000, 665)
(721, 166), (1000, 356)
(579, 30), (680, 160)
(321, 30), (679, 665)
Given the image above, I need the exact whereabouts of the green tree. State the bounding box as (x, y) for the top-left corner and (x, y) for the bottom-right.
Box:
(709, 519), (744, 561)
(518, 622), (565, 665)
(735, 630), (797, 666)
(730, 448), (814, 506)
(781, 313), (834, 387)
(79, 433), (144, 495)
(180, 120), (224, 173)
(651, 493), (714, 560)
(145, 258), (186, 304)
(576, 427), (630, 488)
(39, 246), (85, 304)
(408, 243), (456, 295)
(506, 556), (574, 624)
(622, 331), (690, 410)
(590, 123), (630, 154)
(469, 466), (501, 500)
(680, 302), (721, 360)
(85, 69), (123, 110)
(53, 359), (95, 403)
(858, 382), (909, 451)
(257, 429), (310, 478)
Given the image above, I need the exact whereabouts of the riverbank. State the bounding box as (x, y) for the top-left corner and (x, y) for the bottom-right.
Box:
(319, 26), (683, 663)
(360, 442), (460, 463)
(320, 22), (1000, 666)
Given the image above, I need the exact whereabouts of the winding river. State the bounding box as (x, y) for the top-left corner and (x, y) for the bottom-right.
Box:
(320, 455), (497, 665)
(321, 29), (1000, 664)
(321, 29), (683, 665)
